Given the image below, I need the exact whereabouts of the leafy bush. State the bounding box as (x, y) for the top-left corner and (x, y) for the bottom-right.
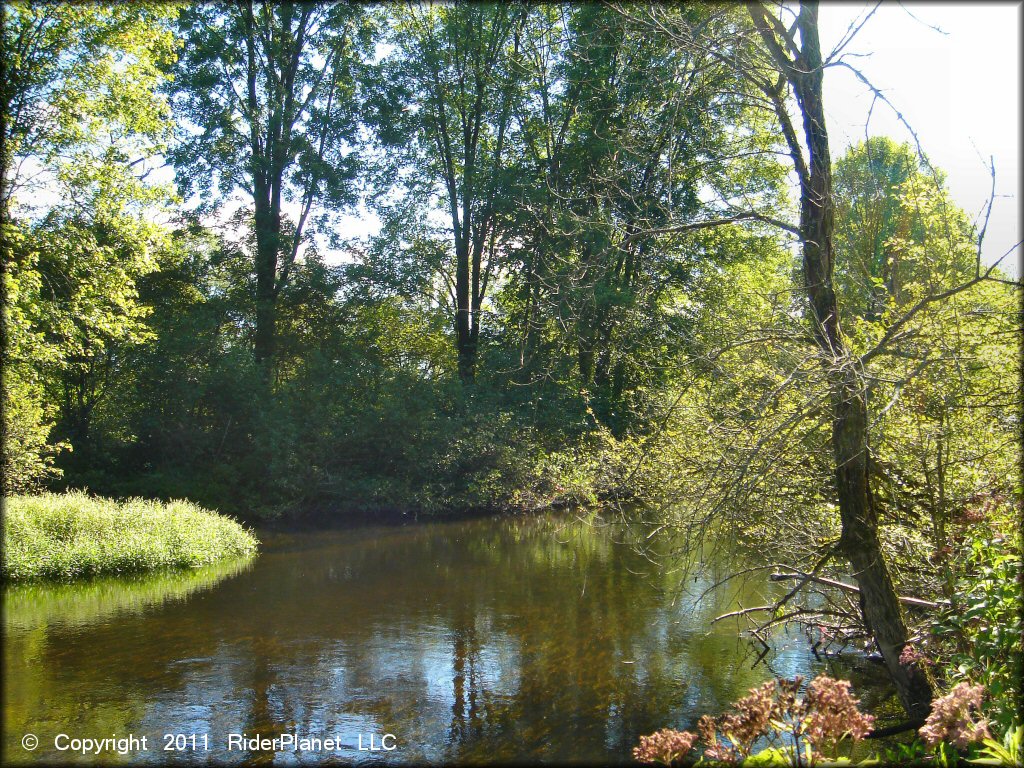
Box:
(2, 491), (258, 581)
(930, 535), (1022, 734)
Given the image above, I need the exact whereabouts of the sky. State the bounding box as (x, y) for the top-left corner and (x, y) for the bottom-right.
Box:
(816, 2), (1021, 274)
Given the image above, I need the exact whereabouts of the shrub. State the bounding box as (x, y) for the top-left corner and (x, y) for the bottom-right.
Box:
(930, 533), (1022, 733)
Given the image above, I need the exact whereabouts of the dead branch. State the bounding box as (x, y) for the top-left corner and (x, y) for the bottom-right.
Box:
(768, 570), (946, 609)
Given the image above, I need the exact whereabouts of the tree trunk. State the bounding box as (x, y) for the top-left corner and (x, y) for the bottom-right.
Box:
(761, 1), (935, 719)
(253, 198), (278, 370)
(455, 237), (474, 383)
(832, 370), (934, 719)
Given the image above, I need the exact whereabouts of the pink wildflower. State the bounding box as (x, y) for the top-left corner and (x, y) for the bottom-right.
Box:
(803, 675), (875, 755)
(919, 682), (991, 750)
(633, 728), (696, 765)
(716, 679), (778, 757)
(697, 714), (737, 763)
(899, 644), (919, 666)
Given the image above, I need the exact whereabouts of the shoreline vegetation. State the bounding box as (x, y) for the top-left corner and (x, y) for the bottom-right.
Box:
(1, 491), (258, 582)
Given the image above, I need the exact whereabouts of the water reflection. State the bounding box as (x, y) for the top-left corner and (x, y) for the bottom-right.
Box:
(4, 557), (255, 632)
(3, 513), (855, 764)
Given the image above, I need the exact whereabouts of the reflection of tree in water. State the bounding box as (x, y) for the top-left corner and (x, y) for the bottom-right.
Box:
(432, 514), (784, 763)
(236, 638), (284, 766)
(448, 603), (482, 747)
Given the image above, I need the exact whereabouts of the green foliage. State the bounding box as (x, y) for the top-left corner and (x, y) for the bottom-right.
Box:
(1, 491), (258, 581)
(875, 740), (930, 765)
(970, 725), (1024, 766)
(2, 224), (67, 493)
(0, 359), (66, 494)
(832, 144), (1019, 596)
(930, 534), (1022, 733)
(0, 10), (1020, 762)
(168, 3), (372, 212)
(1, 1), (176, 173)
(2, 0), (176, 492)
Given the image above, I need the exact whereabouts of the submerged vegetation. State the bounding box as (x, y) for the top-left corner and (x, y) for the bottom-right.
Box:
(2, 492), (258, 581)
(1, 0), (1020, 764)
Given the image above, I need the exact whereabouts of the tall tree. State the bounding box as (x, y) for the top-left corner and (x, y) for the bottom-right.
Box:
(169, 2), (373, 370)
(833, 140), (1020, 596)
(743, 1), (934, 717)
(627, 0), (941, 717)
(1, 1), (176, 491)
(506, 4), (787, 426)
(382, 2), (529, 383)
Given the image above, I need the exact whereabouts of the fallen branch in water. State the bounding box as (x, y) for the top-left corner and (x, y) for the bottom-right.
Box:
(711, 604), (776, 624)
(768, 571), (947, 609)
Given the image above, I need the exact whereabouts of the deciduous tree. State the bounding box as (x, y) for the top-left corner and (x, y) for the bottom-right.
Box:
(169, 1), (373, 370)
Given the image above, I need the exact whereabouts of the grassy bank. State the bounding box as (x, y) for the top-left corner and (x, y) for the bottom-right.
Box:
(2, 492), (258, 581)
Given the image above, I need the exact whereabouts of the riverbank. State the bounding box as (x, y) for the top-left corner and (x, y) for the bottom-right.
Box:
(259, 491), (593, 532)
(1, 491), (258, 581)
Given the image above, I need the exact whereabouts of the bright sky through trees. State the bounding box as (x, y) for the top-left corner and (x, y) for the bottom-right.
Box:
(327, 4), (1021, 273)
(818, 2), (1021, 274)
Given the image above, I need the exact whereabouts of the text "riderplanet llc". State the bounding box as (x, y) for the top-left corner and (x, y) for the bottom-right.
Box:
(226, 733), (398, 752)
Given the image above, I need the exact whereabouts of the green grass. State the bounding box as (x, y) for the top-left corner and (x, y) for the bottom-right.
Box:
(2, 491), (259, 581)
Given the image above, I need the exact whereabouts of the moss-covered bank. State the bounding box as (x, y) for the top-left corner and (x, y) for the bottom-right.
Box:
(2, 491), (258, 581)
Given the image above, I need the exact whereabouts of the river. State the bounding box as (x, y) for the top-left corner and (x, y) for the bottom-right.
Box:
(2, 512), (888, 764)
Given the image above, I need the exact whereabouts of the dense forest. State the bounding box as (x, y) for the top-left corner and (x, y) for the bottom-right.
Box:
(2, 2), (1021, 763)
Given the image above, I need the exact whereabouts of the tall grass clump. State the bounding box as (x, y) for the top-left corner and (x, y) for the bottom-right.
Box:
(2, 491), (259, 581)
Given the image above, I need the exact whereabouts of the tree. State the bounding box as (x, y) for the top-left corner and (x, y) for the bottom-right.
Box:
(1, 1), (177, 491)
(0, 2), (175, 213)
(379, 2), (529, 383)
(168, 2), (374, 370)
(833, 137), (924, 321)
(620, 0), (946, 717)
(832, 140), (1020, 606)
(502, 4), (788, 429)
(736, 0), (936, 718)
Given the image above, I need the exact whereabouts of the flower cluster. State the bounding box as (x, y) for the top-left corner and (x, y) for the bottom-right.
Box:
(718, 680), (779, 756)
(632, 728), (696, 765)
(635, 675), (876, 765)
(699, 677), (810, 762)
(899, 643), (920, 666)
(919, 682), (991, 750)
(803, 675), (875, 754)
(698, 714), (736, 762)
(956, 492), (1006, 526)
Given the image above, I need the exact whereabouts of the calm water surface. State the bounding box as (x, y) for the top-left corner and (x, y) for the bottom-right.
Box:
(3, 513), (878, 764)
